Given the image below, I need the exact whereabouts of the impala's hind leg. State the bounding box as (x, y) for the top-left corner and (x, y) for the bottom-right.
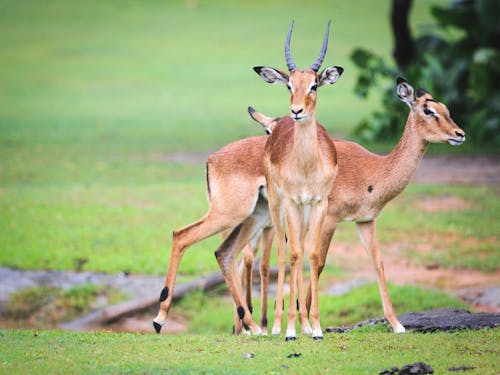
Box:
(215, 192), (270, 335)
(234, 238), (258, 334)
(259, 227), (274, 335)
(356, 221), (405, 333)
(153, 213), (234, 333)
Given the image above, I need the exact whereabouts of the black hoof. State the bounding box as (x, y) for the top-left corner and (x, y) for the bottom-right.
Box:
(313, 336), (323, 340)
(153, 321), (162, 334)
(285, 336), (296, 341)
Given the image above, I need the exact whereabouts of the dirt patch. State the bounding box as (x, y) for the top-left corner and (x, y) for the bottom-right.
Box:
(416, 195), (473, 212)
(163, 151), (500, 185)
(412, 155), (500, 185)
(325, 241), (500, 312)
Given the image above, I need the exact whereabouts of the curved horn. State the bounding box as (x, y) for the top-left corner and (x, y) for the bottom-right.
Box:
(284, 20), (297, 72)
(310, 20), (331, 72)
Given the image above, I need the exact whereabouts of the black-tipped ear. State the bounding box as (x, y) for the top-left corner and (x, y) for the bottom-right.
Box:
(416, 88), (428, 97)
(396, 76), (407, 85)
(318, 66), (343, 87)
(253, 66), (289, 85)
(396, 78), (416, 109)
(248, 106), (255, 116)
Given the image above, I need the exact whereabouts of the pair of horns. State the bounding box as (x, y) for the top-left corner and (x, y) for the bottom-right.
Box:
(285, 20), (331, 72)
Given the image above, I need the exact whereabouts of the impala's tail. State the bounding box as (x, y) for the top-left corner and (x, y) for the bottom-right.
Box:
(247, 106), (280, 135)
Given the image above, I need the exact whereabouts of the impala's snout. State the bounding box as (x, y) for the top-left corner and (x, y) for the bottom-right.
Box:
(448, 129), (465, 146)
(291, 107), (305, 121)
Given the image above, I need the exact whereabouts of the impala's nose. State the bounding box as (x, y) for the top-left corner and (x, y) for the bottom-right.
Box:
(455, 130), (465, 138)
(291, 108), (303, 116)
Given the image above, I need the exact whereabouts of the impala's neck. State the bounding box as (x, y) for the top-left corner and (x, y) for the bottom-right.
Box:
(291, 116), (320, 171)
(381, 111), (427, 196)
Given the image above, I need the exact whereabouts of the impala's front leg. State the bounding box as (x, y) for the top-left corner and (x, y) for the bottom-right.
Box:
(306, 200), (328, 339)
(305, 215), (339, 313)
(356, 220), (405, 333)
(284, 198), (303, 341)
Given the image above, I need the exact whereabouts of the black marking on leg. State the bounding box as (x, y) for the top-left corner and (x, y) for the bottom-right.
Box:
(215, 224), (242, 260)
(153, 321), (162, 334)
(242, 322), (250, 331)
(237, 306), (245, 320)
(296, 299), (299, 311)
(285, 336), (296, 341)
(368, 185), (373, 193)
(313, 336), (323, 340)
(261, 317), (268, 328)
(159, 286), (169, 302)
(248, 305), (253, 314)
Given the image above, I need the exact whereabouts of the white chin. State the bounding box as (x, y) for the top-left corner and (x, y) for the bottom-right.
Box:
(448, 138), (464, 146)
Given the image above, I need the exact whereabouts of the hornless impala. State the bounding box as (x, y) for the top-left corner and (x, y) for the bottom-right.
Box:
(252, 20), (342, 340)
(153, 78), (465, 335)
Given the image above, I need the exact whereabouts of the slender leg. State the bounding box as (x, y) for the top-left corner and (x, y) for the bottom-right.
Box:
(244, 235), (260, 314)
(215, 197), (270, 335)
(356, 220), (405, 333)
(305, 201), (328, 339)
(306, 216), (338, 313)
(284, 199), (303, 341)
(265, 186), (287, 336)
(271, 225), (287, 335)
(297, 213), (312, 335)
(259, 226), (274, 335)
(153, 213), (235, 333)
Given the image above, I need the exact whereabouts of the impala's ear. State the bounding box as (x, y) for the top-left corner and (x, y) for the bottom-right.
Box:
(396, 77), (416, 109)
(318, 66), (343, 87)
(253, 66), (289, 85)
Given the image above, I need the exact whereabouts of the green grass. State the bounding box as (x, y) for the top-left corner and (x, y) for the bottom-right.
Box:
(1, 329), (498, 374)
(0, 1), (497, 276)
(169, 283), (468, 334)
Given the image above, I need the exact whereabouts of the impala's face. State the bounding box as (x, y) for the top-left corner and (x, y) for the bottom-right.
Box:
(253, 65), (343, 123)
(414, 91), (465, 145)
(287, 69), (318, 122)
(397, 78), (465, 146)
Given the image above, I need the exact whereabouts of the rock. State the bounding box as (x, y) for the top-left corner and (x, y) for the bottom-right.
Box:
(326, 308), (500, 333)
(379, 362), (434, 375)
(398, 308), (500, 332)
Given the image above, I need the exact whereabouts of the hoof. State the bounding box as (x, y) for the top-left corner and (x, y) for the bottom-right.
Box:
(313, 336), (323, 340)
(153, 321), (162, 334)
(285, 336), (296, 341)
(394, 323), (406, 334)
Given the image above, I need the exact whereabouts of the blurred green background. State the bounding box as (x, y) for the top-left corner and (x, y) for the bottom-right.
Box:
(1, 0), (497, 277)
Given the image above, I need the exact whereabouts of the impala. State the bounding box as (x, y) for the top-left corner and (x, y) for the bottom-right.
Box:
(153, 61), (465, 339)
(242, 78), (466, 334)
(250, 20), (342, 340)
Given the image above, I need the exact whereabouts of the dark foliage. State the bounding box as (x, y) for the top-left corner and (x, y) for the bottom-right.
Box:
(351, 0), (500, 146)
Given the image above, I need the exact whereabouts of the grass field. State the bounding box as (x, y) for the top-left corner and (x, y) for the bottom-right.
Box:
(1, 1), (499, 372)
(1, 329), (498, 374)
(2, 0), (468, 276)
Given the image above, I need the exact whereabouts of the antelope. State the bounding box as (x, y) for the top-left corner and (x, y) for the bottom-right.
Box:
(153, 78), (465, 335)
(251, 20), (342, 340)
(152, 57), (465, 340)
(153, 21), (343, 337)
(243, 77), (466, 334)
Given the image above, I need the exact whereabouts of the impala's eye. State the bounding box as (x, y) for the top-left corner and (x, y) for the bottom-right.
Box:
(423, 107), (435, 116)
(286, 83), (292, 92)
(310, 84), (318, 92)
